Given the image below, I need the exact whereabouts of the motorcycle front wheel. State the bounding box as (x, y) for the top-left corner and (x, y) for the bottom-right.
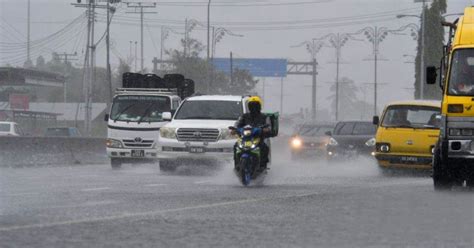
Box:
(240, 157), (251, 186)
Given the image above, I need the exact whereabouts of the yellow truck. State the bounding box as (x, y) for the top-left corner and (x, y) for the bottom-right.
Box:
(373, 101), (441, 172)
(426, 7), (474, 189)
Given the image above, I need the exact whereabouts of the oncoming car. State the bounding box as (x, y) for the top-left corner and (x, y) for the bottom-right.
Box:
(373, 100), (441, 171)
(289, 123), (334, 160)
(325, 121), (377, 160)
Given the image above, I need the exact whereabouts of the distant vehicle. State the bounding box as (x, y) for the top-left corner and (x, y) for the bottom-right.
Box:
(157, 95), (250, 171)
(105, 73), (194, 169)
(373, 100), (441, 172)
(0, 121), (24, 136)
(325, 121), (377, 160)
(289, 123), (334, 160)
(44, 127), (82, 137)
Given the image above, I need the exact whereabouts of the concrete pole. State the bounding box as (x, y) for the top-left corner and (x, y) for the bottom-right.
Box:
(312, 58), (317, 120)
(140, 5), (144, 72)
(335, 34), (340, 121)
(27, 0), (30, 64)
(374, 26), (378, 116)
(420, 0), (426, 99)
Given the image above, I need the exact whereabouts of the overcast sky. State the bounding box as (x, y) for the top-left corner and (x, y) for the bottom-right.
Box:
(1, 0), (473, 117)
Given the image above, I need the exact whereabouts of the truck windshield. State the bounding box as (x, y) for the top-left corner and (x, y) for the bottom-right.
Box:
(175, 100), (242, 120)
(110, 95), (171, 122)
(448, 49), (474, 96)
(382, 105), (440, 129)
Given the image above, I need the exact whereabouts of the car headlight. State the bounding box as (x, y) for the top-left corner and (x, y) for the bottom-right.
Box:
(365, 138), (376, 147)
(377, 143), (390, 153)
(160, 127), (177, 139)
(220, 128), (237, 140)
(291, 137), (302, 148)
(328, 137), (338, 146)
(243, 129), (252, 137)
(106, 138), (123, 148)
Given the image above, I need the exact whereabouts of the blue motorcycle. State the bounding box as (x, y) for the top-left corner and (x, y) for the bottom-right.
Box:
(229, 125), (268, 186)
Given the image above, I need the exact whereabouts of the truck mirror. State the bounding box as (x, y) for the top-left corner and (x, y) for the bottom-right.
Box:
(104, 114), (109, 122)
(162, 112), (172, 121)
(426, 66), (437, 85)
(373, 116), (380, 125)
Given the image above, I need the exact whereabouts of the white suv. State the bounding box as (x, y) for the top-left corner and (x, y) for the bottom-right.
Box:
(157, 95), (248, 170)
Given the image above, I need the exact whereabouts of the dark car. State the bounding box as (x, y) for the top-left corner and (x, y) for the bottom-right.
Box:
(290, 123), (335, 160)
(44, 127), (82, 137)
(325, 121), (376, 160)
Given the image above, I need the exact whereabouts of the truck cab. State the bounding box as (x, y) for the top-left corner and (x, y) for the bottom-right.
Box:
(426, 7), (474, 189)
(105, 73), (194, 168)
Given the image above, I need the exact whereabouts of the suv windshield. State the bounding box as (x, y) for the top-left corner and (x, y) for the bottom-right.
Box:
(110, 95), (171, 122)
(0, 123), (10, 132)
(175, 100), (242, 120)
(448, 49), (474, 96)
(382, 105), (440, 129)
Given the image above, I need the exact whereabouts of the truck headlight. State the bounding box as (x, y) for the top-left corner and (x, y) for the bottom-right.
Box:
(377, 143), (390, 153)
(220, 128), (237, 140)
(365, 137), (376, 147)
(160, 127), (177, 139)
(106, 138), (123, 148)
(328, 137), (338, 146)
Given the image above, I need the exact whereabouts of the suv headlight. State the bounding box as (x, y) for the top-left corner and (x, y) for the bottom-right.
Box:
(220, 128), (237, 140)
(328, 137), (338, 146)
(160, 127), (177, 139)
(106, 138), (123, 148)
(365, 138), (376, 147)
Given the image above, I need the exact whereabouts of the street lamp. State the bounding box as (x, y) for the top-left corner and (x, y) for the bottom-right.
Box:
(211, 27), (243, 59)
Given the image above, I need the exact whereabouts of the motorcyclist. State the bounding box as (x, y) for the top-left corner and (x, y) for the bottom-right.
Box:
(234, 96), (271, 171)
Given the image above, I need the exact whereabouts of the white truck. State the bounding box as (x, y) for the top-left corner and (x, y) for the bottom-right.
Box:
(157, 95), (249, 171)
(105, 73), (194, 168)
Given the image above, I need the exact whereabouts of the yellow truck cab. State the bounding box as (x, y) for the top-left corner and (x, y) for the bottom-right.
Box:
(373, 100), (441, 171)
(426, 7), (474, 189)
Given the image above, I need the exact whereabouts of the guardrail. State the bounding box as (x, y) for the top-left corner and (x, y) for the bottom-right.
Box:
(0, 137), (107, 167)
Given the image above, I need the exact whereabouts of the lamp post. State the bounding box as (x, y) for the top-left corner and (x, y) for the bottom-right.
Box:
(211, 27), (243, 59)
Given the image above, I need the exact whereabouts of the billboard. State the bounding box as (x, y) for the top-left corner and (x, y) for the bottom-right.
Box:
(212, 58), (287, 77)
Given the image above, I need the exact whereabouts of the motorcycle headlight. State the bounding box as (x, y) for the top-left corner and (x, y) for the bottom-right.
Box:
(106, 138), (123, 148)
(243, 129), (252, 137)
(220, 128), (237, 140)
(160, 127), (177, 139)
(328, 137), (338, 146)
(365, 138), (376, 147)
(291, 137), (303, 148)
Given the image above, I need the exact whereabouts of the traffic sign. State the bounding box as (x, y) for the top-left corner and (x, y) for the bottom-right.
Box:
(212, 58), (287, 77)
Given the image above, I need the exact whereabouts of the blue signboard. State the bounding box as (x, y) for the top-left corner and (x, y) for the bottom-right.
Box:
(212, 58), (287, 77)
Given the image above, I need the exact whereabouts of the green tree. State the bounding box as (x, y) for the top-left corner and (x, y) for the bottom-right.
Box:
(327, 77), (362, 120)
(415, 0), (446, 99)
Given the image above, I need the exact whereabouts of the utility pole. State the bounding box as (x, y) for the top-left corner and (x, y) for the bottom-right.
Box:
(207, 0), (211, 61)
(125, 2), (157, 72)
(134, 41), (138, 72)
(280, 77), (284, 116)
(230, 52), (234, 85)
(420, 0), (426, 99)
(359, 26), (390, 116)
(26, 0), (31, 66)
(58, 52), (78, 103)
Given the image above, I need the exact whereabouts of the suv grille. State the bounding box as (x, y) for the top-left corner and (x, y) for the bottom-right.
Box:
(122, 139), (154, 148)
(177, 128), (220, 142)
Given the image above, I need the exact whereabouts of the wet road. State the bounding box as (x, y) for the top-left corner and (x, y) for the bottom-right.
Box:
(1, 154), (473, 247)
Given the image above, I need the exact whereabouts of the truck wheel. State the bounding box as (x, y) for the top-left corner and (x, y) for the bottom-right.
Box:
(159, 160), (177, 172)
(111, 158), (122, 169)
(432, 147), (451, 191)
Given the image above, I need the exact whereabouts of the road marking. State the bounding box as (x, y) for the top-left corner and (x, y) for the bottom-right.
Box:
(80, 187), (110, 192)
(0, 192), (320, 232)
(144, 184), (167, 187)
(194, 180), (212, 184)
(47, 200), (117, 210)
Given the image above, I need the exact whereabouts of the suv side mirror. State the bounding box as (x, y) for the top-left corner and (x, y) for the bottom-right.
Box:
(325, 131), (332, 136)
(373, 116), (380, 125)
(426, 66), (437, 85)
(104, 114), (109, 122)
(162, 112), (172, 121)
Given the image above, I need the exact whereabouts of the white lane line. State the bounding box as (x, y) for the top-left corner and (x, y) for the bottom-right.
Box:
(0, 192), (320, 232)
(80, 187), (111, 192)
(47, 200), (117, 210)
(144, 184), (167, 187)
(194, 180), (212, 184)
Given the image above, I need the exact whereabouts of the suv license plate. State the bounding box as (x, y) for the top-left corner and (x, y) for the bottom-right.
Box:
(190, 147), (205, 153)
(131, 150), (145, 157)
